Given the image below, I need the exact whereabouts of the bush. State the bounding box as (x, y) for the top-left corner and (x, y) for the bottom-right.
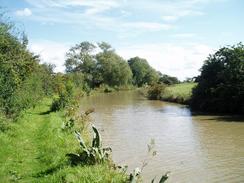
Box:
(50, 81), (75, 112)
(0, 18), (55, 118)
(147, 84), (166, 100)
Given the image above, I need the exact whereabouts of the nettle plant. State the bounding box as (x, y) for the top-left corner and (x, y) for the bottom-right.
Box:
(66, 125), (111, 165)
(128, 139), (170, 183)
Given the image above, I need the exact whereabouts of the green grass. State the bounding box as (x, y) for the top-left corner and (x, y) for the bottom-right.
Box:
(161, 83), (197, 104)
(0, 98), (127, 183)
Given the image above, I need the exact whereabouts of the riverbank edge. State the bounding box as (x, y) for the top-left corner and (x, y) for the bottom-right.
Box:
(139, 83), (194, 105)
(0, 97), (128, 182)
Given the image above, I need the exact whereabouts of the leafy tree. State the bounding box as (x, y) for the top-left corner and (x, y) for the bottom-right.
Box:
(158, 73), (180, 85)
(96, 45), (132, 86)
(128, 57), (159, 86)
(190, 43), (244, 114)
(97, 42), (114, 52)
(65, 41), (96, 73)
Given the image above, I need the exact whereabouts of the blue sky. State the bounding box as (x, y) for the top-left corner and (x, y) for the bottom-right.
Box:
(1, 0), (244, 80)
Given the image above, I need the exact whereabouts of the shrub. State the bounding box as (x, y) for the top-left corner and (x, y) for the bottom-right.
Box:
(50, 81), (75, 112)
(147, 84), (166, 100)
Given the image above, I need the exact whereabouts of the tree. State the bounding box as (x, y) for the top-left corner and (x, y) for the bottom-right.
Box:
(190, 43), (244, 114)
(128, 57), (159, 86)
(96, 48), (132, 86)
(65, 41), (96, 73)
(158, 73), (180, 85)
(97, 42), (114, 52)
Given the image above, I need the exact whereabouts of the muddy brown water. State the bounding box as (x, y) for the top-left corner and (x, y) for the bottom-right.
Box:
(81, 91), (244, 183)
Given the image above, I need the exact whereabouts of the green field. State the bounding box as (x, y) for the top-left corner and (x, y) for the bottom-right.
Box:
(161, 83), (197, 104)
(0, 99), (126, 183)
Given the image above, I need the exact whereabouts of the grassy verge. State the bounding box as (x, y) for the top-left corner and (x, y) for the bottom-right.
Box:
(161, 83), (197, 104)
(0, 98), (126, 182)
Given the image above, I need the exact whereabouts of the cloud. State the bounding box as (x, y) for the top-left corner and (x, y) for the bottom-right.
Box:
(122, 22), (172, 31)
(21, 0), (212, 32)
(171, 33), (196, 38)
(15, 8), (32, 16)
(117, 43), (214, 80)
(25, 0), (121, 14)
(28, 40), (70, 72)
(162, 15), (178, 22)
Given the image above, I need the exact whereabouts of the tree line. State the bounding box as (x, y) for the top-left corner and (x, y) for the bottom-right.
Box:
(2, 13), (242, 118)
(64, 41), (179, 88)
(0, 17), (179, 119)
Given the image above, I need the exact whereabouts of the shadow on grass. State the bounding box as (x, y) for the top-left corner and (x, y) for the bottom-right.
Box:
(38, 110), (52, 115)
(33, 164), (64, 178)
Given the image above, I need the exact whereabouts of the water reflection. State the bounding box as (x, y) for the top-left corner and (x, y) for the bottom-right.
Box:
(81, 91), (244, 183)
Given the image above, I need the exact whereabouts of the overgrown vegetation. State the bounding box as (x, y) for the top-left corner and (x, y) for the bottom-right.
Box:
(190, 43), (244, 114)
(147, 84), (166, 100)
(0, 17), (55, 118)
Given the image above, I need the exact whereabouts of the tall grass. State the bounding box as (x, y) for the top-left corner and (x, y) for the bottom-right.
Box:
(161, 83), (197, 104)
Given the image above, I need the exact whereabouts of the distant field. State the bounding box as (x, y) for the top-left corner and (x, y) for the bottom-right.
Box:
(162, 83), (197, 104)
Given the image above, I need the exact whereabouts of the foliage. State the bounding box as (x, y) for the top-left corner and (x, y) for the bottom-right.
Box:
(0, 17), (55, 118)
(128, 57), (160, 87)
(190, 43), (244, 114)
(50, 81), (75, 112)
(65, 41), (96, 73)
(151, 173), (170, 183)
(158, 74), (180, 85)
(96, 49), (132, 86)
(66, 125), (112, 165)
(65, 41), (133, 88)
(147, 84), (166, 100)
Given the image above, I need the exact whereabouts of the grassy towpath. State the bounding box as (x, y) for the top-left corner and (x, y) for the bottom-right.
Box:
(0, 99), (126, 183)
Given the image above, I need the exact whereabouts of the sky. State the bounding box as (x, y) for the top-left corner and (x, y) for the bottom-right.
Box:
(1, 0), (244, 80)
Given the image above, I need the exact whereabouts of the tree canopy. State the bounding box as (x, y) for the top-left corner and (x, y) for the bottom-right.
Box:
(65, 42), (132, 87)
(128, 57), (159, 86)
(190, 43), (244, 114)
(158, 73), (180, 85)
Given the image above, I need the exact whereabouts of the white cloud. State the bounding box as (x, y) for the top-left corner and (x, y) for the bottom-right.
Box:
(122, 22), (172, 31)
(15, 8), (32, 16)
(171, 33), (196, 38)
(117, 43), (214, 80)
(21, 0), (211, 32)
(162, 15), (178, 22)
(28, 40), (70, 72)
(25, 0), (121, 14)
